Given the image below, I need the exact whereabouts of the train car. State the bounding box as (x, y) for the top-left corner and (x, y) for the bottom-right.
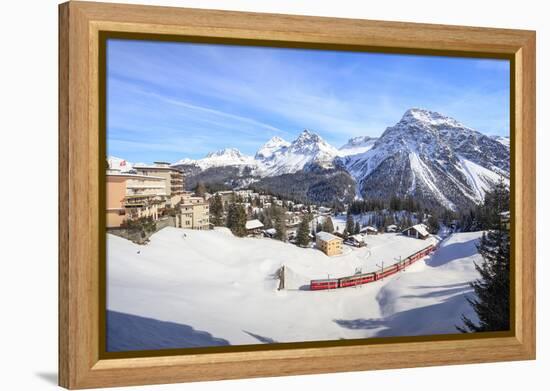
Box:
(339, 273), (375, 288)
(309, 243), (437, 290)
(375, 263), (399, 280)
(310, 278), (339, 290)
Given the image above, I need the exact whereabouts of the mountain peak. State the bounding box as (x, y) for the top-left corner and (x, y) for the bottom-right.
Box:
(206, 148), (243, 158)
(297, 128), (321, 140)
(255, 136), (290, 160)
(400, 108), (464, 128)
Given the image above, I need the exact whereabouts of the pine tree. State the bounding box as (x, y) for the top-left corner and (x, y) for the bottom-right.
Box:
(297, 214), (313, 247)
(322, 217), (335, 233)
(345, 212), (354, 237)
(426, 212), (439, 234)
(226, 203), (247, 237)
(458, 180), (510, 333)
(209, 194), (224, 226)
(194, 181), (206, 197)
(274, 214), (287, 241)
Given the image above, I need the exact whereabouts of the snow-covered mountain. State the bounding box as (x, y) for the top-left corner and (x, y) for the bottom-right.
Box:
(160, 108), (510, 210)
(254, 136), (290, 160)
(173, 148), (257, 170)
(258, 130), (339, 176)
(173, 130), (339, 177)
(341, 108), (510, 210)
(337, 136), (378, 156)
(491, 135), (510, 148)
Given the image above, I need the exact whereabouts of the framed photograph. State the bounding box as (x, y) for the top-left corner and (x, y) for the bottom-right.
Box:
(59, 1), (536, 389)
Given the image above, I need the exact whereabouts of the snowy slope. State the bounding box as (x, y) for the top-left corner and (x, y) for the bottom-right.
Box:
(255, 136), (290, 160)
(337, 136), (378, 156)
(107, 227), (482, 348)
(491, 135), (510, 148)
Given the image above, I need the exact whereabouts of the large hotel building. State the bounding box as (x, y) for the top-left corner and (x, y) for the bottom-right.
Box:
(106, 162), (209, 230)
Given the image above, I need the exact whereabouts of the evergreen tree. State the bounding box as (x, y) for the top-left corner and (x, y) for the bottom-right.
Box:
(458, 180), (510, 333)
(322, 217), (335, 233)
(297, 214), (313, 247)
(426, 212), (439, 234)
(194, 181), (207, 197)
(345, 212), (354, 237)
(226, 203), (247, 237)
(209, 194), (224, 226)
(274, 214), (287, 241)
(354, 221), (361, 235)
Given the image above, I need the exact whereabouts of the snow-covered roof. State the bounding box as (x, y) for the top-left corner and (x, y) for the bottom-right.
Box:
(387, 224), (397, 229)
(403, 224), (429, 237)
(360, 226), (378, 232)
(265, 228), (276, 235)
(316, 232), (342, 242)
(350, 234), (365, 242)
(245, 219), (264, 230)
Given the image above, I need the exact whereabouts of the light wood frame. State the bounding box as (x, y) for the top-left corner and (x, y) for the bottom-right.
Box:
(59, 1), (536, 389)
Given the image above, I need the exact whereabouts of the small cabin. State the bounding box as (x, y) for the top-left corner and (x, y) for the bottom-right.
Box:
(245, 219), (264, 236)
(346, 234), (366, 247)
(386, 224), (398, 233)
(263, 228), (277, 238)
(360, 226), (378, 235)
(402, 224), (430, 240)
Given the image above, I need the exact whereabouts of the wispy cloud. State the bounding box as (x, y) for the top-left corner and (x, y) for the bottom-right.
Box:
(107, 39), (510, 162)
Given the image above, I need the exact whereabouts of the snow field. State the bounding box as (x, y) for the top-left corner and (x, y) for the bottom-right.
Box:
(107, 227), (482, 348)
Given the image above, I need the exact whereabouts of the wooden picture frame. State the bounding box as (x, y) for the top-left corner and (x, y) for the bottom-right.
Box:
(59, 1), (536, 389)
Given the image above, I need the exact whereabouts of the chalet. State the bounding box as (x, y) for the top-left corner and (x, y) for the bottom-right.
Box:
(263, 228), (277, 238)
(316, 232), (344, 256)
(245, 219), (264, 236)
(346, 234), (366, 247)
(360, 226), (378, 235)
(402, 224), (430, 240)
(386, 224), (398, 233)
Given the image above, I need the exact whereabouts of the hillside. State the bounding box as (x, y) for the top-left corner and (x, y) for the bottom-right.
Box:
(107, 227), (482, 349)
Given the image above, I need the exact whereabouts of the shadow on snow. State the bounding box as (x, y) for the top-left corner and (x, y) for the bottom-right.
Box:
(106, 310), (230, 352)
(334, 290), (478, 338)
(426, 238), (480, 267)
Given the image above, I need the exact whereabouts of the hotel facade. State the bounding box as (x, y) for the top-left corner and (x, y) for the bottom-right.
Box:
(106, 162), (211, 231)
(106, 172), (166, 228)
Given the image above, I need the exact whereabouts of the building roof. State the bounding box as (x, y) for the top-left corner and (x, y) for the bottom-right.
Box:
(245, 219), (264, 230)
(106, 172), (165, 180)
(133, 164), (181, 172)
(350, 234), (365, 242)
(316, 231), (342, 242)
(360, 226), (378, 232)
(403, 224), (430, 237)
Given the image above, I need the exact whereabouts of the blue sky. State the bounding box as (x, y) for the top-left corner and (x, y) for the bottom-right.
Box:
(107, 39), (510, 163)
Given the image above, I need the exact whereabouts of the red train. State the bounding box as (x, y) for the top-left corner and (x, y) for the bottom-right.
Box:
(310, 244), (436, 291)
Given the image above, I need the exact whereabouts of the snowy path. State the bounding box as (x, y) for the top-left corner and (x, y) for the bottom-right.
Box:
(107, 227), (481, 350)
